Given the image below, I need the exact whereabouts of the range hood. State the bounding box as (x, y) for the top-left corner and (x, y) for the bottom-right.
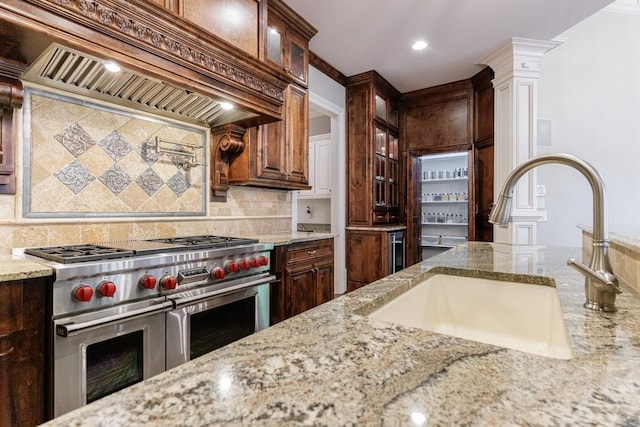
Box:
(0, 0), (291, 130)
(22, 44), (258, 128)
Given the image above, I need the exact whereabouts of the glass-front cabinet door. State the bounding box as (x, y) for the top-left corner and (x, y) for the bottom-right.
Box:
(266, 24), (283, 66)
(388, 133), (399, 209)
(374, 126), (387, 208)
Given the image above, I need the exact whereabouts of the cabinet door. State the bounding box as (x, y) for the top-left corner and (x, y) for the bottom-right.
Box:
(0, 279), (46, 427)
(286, 266), (317, 318)
(284, 84), (309, 184)
(315, 263), (334, 306)
(313, 140), (332, 196)
(257, 120), (286, 181)
(286, 30), (308, 86)
(182, 0), (260, 56)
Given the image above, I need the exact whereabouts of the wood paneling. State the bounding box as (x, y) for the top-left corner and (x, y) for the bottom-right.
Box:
(402, 80), (473, 152)
(472, 66), (495, 242)
(346, 84), (371, 225)
(183, 0), (260, 57)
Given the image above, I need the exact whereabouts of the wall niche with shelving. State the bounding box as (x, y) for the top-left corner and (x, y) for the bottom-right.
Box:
(419, 152), (470, 258)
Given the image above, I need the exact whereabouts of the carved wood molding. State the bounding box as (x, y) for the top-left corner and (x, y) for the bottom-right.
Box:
(210, 124), (247, 202)
(309, 51), (347, 86)
(23, 0), (286, 103)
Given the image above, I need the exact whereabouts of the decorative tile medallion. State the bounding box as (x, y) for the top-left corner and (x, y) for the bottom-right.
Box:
(54, 159), (95, 194)
(25, 89), (207, 217)
(99, 130), (132, 162)
(136, 168), (164, 196)
(99, 164), (132, 195)
(166, 172), (190, 197)
(54, 123), (96, 157)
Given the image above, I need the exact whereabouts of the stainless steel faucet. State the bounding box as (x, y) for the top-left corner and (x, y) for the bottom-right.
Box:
(489, 153), (621, 312)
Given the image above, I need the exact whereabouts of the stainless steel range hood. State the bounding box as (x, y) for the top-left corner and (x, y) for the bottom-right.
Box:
(22, 44), (258, 128)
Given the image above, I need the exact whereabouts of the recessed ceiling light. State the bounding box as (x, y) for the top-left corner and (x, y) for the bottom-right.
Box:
(412, 40), (428, 51)
(104, 61), (121, 73)
(220, 101), (233, 111)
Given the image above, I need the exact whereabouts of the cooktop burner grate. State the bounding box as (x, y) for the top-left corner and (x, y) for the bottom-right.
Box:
(24, 245), (135, 264)
(147, 235), (259, 249)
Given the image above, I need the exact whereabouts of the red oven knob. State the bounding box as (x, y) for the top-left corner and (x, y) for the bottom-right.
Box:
(239, 259), (250, 270)
(225, 261), (239, 273)
(250, 257), (260, 268)
(258, 255), (269, 266)
(160, 275), (178, 290)
(140, 274), (157, 289)
(73, 285), (94, 302)
(211, 267), (225, 280)
(98, 281), (117, 297)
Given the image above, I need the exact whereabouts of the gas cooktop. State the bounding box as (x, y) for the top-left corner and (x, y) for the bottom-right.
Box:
(23, 235), (260, 264)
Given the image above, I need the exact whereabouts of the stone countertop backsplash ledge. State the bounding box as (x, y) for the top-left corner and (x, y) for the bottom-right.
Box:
(296, 222), (331, 233)
(38, 242), (640, 425)
(579, 224), (640, 295)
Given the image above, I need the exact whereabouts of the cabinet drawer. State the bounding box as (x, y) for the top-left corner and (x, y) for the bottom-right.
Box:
(287, 240), (333, 265)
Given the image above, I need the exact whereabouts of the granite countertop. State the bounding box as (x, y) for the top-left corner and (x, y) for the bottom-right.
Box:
(0, 233), (334, 280)
(254, 231), (337, 246)
(0, 254), (53, 282)
(42, 242), (640, 426)
(346, 224), (407, 232)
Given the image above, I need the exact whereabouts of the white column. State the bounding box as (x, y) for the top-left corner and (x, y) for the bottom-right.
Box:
(481, 38), (562, 245)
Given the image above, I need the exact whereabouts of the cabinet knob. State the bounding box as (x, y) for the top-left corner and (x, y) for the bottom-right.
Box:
(307, 250), (317, 255)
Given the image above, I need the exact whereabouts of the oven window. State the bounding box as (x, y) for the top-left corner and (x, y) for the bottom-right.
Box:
(190, 296), (255, 360)
(86, 331), (143, 403)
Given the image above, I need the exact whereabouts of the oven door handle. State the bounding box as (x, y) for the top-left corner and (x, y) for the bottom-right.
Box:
(171, 275), (276, 308)
(55, 300), (174, 337)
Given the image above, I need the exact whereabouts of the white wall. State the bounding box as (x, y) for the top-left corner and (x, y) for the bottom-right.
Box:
(537, 8), (640, 247)
(306, 65), (348, 293)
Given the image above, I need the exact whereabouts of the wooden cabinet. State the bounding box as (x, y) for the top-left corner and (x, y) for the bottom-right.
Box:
(228, 0), (316, 190)
(229, 84), (310, 189)
(346, 71), (401, 226)
(346, 229), (399, 292)
(401, 69), (495, 265)
(0, 278), (47, 427)
(298, 134), (332, 199)
(270, 238), (334, 324)
(471, 67), (495, 243)
(266, 0), (312, 86)
(144, 0), (263, 57)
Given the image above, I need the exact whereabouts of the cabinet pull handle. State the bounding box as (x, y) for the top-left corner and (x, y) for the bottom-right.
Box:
(308, 250), (316, 255)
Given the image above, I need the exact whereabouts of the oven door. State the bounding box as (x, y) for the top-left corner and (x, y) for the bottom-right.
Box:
(52, 297), (172, 417)
(166, 273), (274, 370)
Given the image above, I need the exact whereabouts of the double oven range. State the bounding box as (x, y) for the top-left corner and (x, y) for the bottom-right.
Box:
(16, 235), (274, 417)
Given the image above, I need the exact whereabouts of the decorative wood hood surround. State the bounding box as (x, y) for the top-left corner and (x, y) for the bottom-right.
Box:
(0, 0), (297, 198)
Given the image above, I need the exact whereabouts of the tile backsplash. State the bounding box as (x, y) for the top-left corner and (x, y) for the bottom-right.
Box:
(0, 88), (292, 253)
(25, 89), (206, 217)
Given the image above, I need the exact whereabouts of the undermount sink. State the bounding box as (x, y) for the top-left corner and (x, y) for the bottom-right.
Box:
(368, 274), (573, 359)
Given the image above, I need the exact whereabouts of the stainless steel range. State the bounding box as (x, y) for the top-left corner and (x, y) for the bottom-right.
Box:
(16, 235), (274, 417)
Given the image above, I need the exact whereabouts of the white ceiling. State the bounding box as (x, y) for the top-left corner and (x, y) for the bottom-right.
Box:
(283, 0), (615, 93)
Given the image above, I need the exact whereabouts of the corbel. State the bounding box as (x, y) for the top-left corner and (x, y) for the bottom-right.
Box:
(0, 57), (27, 195)
(210, 124), (246, 202)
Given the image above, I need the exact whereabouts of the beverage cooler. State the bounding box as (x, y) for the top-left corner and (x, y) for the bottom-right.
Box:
(420, 152), (470, 260)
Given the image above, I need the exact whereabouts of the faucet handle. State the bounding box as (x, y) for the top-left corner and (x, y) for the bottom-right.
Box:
(567, 259), (621, 293)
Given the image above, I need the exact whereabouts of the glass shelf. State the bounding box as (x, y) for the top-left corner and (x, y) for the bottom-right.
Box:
(422, 177), (468, 183)
(422, 222), (468, 226)
(422, 200), (468, 204)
